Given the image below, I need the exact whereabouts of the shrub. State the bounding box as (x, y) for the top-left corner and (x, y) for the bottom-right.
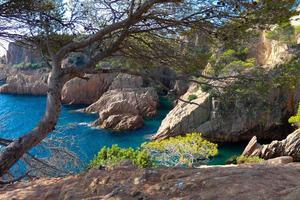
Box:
(142, 133), (218, 167)
(288, 103), (300, 127)
(12, 62), (43, 69)
(236, 156), (264, 164)
(89, 145), (154, 169)
(188, 94), (198, 101)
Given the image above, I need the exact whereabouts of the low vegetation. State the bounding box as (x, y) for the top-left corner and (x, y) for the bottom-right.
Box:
(12, 62), (43, 69)
(89, 145), (153, 169)
(289, 103), (300, 127)
(90, 133), (218, 168)
(188, 94), (198, 101)
(236, 155), (264, 164)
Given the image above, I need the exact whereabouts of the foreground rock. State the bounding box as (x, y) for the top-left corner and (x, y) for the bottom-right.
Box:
(242, 129), (300, 161)
(2, 164), (300, 199)
(84, 74), (159, 130)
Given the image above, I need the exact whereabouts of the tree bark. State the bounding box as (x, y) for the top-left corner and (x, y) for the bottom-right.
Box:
(0, 61), (65, 177)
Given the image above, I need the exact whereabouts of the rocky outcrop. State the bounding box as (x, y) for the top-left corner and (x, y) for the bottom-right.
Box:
(154, 34), (300, 142)
(154, 77), (300, 142)
(242, 129), (300, 161)
(84, 74), (158, 130)
(61, 73), (116, 105)
(6, 42), (42, 66)
(249, 31), (291, 66)
(2, 163), (300, 200)
(0, 69), (48, 95)
(153, 84), (210, 139)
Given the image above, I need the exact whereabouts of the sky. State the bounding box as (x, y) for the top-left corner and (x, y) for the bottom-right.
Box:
(0, 41), (8, 57)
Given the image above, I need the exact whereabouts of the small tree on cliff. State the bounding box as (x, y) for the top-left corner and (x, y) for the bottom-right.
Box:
(0, 0), (297, 177)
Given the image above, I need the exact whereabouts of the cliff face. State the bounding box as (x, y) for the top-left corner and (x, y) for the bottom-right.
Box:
(154, 34), (300, 142)
(0, 68), (49, 95)
(154, 80), (300, 142)
(249, 31), (290, 66)
(6, 42), (42, 66)
(1, 163), (300, 200)
(61, 73), (116, 105)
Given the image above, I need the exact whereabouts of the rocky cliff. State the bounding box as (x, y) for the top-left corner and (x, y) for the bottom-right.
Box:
(6, 42), (42, 66)
(0, 68), (49, 95)
(1, 163), (300, 200)
(61, 73), (116, 105)
(154, 75), (300, 142)
(154, 34), (300, 142)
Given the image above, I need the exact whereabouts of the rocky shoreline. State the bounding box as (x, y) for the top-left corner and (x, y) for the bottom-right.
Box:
(0, 65), (160, 131)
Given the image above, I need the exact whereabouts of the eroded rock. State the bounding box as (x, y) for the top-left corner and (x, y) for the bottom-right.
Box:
(85, 87), (158, 130)
(0, 70), (48, 95)
(242, 129), (300, 161)
(61, 73), (116, 105)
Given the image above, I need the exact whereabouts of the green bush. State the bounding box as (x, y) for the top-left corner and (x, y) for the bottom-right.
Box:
(142, 133), (218, 167)
(12, 62), (43, 69)
(89, 145), (154, 169)
(288, 103), (300, 127)
(188, 94), (198, 101)
(90, 133), (218, 169)
(236, 156), (264, 164)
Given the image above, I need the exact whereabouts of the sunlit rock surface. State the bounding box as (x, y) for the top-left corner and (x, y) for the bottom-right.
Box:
(1, 163), (300, 200)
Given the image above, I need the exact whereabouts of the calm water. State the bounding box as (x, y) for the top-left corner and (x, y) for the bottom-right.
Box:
(0, 93), (245, 174)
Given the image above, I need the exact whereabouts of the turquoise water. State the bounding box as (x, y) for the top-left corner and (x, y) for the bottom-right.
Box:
(0, 94), (172, 174)
(0, 93), (245, 174)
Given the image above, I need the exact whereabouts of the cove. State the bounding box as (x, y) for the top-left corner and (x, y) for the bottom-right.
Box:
(0, 94), (245, 174)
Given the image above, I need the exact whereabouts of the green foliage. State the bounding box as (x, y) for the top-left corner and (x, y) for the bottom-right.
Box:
(266, 22), (296, 44)
(12, 62), (43, 69)
(207, 47), (256, 77)
(236, 156), (264, 164)
(89, 145), (153, 169)
(289, 103), (300, 127)
(142, 133), (218, 167)
(188, 94), (198, 101)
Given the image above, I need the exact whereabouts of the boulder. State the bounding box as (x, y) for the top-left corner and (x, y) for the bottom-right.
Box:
(242, 129), (300, 161)
(85, 87), (158, 130)
(94, 114), (144, 131)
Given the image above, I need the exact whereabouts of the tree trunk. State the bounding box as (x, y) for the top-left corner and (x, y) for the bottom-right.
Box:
(0, 62), (65, 177)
